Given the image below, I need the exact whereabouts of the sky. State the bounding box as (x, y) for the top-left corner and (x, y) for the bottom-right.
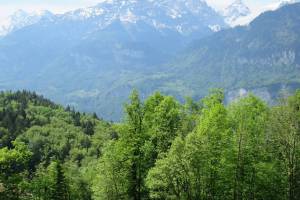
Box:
(0, 0), (282, 22)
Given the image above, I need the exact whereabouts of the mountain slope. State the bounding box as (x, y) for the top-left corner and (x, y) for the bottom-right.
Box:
(0, 10), (55, 37)
(1, 2), (300, 120)
(160, 2), (300, 102)
(0, 0), (226, 120)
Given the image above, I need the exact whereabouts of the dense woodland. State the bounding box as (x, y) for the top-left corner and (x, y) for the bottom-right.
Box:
(0, 89), (300, 200)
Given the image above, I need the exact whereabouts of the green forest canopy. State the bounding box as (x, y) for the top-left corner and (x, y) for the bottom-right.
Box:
(0, 89), (299, 200)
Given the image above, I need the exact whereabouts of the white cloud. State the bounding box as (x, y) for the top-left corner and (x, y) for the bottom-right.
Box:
(206, 0), (282, 26)
(206, 0), (232, 11)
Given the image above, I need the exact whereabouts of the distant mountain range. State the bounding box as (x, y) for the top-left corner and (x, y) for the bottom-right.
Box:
(0, 1), (299, 120)
(2, 0), (298, 37)
(1, 0), (298, 37)
(0, 0), (227, 37)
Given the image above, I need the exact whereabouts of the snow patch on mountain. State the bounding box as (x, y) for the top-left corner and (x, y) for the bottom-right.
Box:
(222, 0), (251, 26)
(0, 0), (227, 37)
(209, 24), (221, 32)
(120, 9), (139, 23)
(0, 10), (54, 36)
(235, 0), (300, 27)
(61, 0), (227, 34)
(272, 0), (299, 9)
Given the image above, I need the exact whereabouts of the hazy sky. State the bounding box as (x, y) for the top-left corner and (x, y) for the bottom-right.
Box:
(0, 0), (281, 21)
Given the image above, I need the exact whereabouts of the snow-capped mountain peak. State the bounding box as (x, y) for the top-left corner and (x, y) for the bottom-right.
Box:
(61, 0), (227, 35)
(277, 0), (299, 8)
(0, 10), (54, 36)
(0, 0), (227, 37)
(223, 0), (251, 26)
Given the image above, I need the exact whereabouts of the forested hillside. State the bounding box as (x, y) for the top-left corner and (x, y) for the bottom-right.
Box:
(0, 91), (113, 199)
(162, 2), (300, 101)
(1, 90), (300, 200)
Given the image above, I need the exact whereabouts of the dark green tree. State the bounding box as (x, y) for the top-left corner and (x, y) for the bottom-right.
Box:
(50, 161), (70, 200)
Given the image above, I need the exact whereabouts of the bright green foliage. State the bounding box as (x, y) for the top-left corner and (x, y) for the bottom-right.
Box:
(184, 90), (231, 199)
(269, 90), (300, 200)
(18, 120), (90, 165)
(150, 96), (181, 154)
(228, 95), (272, 200)
(94, 91), (185, 199)
(144, 93), (182, 156)
(0, 91), (111, 199)
(1, 90), (300, 200)
(181, 97), (202, 136)
(146, 90), (231, 199)
(93, 141), (132, 200)
(94, 90), (148, 200)
(123, 90), (148, 200)
(146, 90), (300, 200)
(24, 161), (70, 200)
(190, 89), (230, 199)
(146, 137), (189, 199)
(0, 141), (32, 200)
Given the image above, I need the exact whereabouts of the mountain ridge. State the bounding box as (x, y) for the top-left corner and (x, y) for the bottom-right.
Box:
(222, 0), (251, 26)
(161, 2), (300, 102)
(0, 10), (55, 36)
(0, 2), (300, 120)
(0, 0), (227, 37)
